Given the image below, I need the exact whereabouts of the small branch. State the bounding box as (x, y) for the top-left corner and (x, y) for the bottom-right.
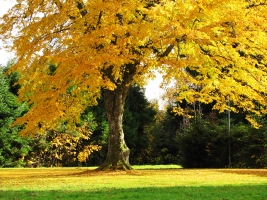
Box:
(97, 11), (103, 26)
(68, 1), (88, 19)
(198, 45), (211, 55)
(116, 13), (124, 26)
(77, 1), (87, 17)
(159, 44), (175, 58)
(53, 0), (62, 11)
(246, 0), (267, 8)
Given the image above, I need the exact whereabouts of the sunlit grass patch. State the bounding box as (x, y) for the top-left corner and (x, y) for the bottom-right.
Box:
(132, 164), (182, 169)
(0, 167), (267, 199)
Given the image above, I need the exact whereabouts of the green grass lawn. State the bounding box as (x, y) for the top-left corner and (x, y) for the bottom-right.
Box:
(0, 165), (267, 200)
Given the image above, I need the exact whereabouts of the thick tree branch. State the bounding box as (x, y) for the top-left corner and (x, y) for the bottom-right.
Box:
(102, 61), (139, 89)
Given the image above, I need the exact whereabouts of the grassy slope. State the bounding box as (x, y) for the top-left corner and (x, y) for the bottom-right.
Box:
(0, 166), (267, 200)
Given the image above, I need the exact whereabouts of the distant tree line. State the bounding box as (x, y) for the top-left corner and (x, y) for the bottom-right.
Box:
(155, 100), (267, 168)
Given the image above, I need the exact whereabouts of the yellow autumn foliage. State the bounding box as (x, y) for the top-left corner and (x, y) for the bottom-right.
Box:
(77, 145), (102, 163)
(27, 122), (101, 167)
(0, 0), (267, 133)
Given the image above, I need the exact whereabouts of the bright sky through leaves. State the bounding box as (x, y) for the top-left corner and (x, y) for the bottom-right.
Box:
(0, 0), (15, 65)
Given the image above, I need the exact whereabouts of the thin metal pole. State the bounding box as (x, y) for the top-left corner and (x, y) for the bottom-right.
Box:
(228, 98), (231, 167)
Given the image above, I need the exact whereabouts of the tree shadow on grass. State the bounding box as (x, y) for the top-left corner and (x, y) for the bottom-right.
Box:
(1, 185), (267, 200)
(217, 169), (267, 177)
(73, 168), (267, 178)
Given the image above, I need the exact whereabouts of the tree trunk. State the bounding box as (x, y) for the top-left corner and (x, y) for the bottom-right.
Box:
(97, 85), (132, 170)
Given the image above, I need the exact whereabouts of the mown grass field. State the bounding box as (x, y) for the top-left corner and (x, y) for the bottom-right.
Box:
(0, 165), (267, 200)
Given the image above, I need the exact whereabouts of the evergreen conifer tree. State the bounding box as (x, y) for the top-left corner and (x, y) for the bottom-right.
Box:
(0, 64), (29, 167)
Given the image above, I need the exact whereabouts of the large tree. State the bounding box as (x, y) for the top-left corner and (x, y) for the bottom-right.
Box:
(1, 0), (267, 169)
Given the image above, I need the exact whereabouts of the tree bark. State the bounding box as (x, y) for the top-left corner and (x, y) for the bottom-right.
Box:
(97, 84), (132, 170)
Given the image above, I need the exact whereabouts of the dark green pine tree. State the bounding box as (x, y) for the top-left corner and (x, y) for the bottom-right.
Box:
(152, 105), (183, 164)
(123, 85), (157, 164)
(0, 63), (30, 167)
(80, 95), (109, 166)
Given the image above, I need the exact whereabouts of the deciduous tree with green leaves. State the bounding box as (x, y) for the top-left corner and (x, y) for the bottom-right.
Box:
(1, 0), (267, 170)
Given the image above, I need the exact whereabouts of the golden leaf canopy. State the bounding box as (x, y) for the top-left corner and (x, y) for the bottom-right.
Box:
(0, 0), (267, 134)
